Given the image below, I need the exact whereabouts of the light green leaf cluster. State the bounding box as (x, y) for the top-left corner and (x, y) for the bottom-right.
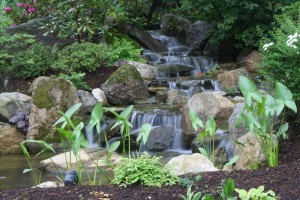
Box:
(235, 186), (276, 200)
(112, 154), (179, 187)
(238, 76), (297, 167)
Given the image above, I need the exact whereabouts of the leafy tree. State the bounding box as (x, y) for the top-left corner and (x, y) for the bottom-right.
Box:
(176, 0), (298, 48)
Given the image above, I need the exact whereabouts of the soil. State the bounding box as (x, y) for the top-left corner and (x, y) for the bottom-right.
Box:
(1, 67), (300, 200)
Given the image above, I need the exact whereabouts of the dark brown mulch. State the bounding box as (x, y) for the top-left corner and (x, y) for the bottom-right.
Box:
(1, 67), (300, 200)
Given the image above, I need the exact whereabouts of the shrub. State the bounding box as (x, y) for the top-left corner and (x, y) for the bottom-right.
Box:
(106, 37), (145, 66)
(259, 2), (300, 98)
(175, 0), (298, 48)
(59, 72), (91, 91)
(11, 42), (55, 79)
(51, 42), (108, 74)
(112, 154), (179, 187)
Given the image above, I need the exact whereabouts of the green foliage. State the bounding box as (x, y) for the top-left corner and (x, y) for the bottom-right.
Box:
(112, 153), (179, 187)
(259, 2), (300, 98)
(59, 72), (91, 91)
(176, 0), (298, 48)
(235, 186), (276, 200)
(20, 139), (58, 186)
(51, 42), (107, 74)
(104, 105), (133, 158)
(0, 30), (35, 86)
(179, 185), (202, 200)
(238, 76), (297, 167)
(44, 0), (126, 42)
(178, 175), (202, 188)
(189, 109), (216, 165)
(106, 37), (145, 66)
(11, 42), (56, 79)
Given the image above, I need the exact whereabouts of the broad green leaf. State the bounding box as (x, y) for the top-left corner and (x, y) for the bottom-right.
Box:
(20, 143), (30, 159)
(23, 168), (32, 174)
(275, 99), (285, 116)
(196, 131), (209, 142)
(88, 102), (103, 134)
(250, 92), (262, 103)
(224, 156), (239, 167)
(120, 105), (133, 119)
(205, 117), (216, 137)
(276, 123), (288, 139)
(53, 103), (82, 127)
(224, 178), (235, 197)
(189, 109), (204, 131)
(193, 192), (201, 200)
(198, 147), (208, 158)
(137, 123), (151, 144)
(24, 140), (55, 153)
(238, 76), (258, 98)
(285, 100), (297, 113)
(108, 141), (120, 153)
(56, 128), (73, 141)
(264, 95), (276, 116)
(275, 82), (293, 100)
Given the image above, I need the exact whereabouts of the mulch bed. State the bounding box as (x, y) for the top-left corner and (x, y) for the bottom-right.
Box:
(1, 66), (300, 200)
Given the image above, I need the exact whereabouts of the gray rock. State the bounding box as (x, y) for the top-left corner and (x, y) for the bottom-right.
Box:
(237, 51), (261, 72)
(167, 90), (188, 104)
(101, 64), (148, 105)
(0, 122), (25, 155)
(165, 153), (218, 176)
(145, 126), (175, 151)
(128, 26), (168, 53)
(0, 92), (31, 122)
(126, 61), (157, 80)
(27, 77), (79, 152)
(157, 64), (195, 77)
(181, 92), (234, 134)
(160, 14), (191, 44)
(228, 102), (248, 144)
(78, 90), (97, 113)
(187, 21), (212, 53)
(217, 67), (248, 89)
(91, 88), (108, 106)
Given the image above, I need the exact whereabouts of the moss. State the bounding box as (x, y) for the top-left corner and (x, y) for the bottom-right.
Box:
(32, 81), (55, 110)
(107, 64), (143, 84)
(32, 78), (74, 110)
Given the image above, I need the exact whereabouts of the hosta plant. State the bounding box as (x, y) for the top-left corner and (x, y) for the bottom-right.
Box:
(238, 76), (297, 167)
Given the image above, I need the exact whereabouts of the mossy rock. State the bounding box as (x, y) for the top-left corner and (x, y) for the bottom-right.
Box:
(107, 64), (144, 84)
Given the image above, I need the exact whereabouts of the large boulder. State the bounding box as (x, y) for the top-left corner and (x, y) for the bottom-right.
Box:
(217, 68), (248, 89)
(231, 132), (266, 170)
(187, 21), (212, 54)
(0, 122), (25, 155)
(40, 149), (121, 173)
(160, 14), (191, 44)
(127, 26), (168, 52)
(27, 77), (79, 151)
(126, 61), (157, 80)
(228, 102), (248, 145)
(101, 64), (148, 105)
(181, 92), (234, 135)
(145, 126), (175, 151)
(237, 51), (261, 72)
(165, 153), (218, 176)
(0, 92), (31, 122)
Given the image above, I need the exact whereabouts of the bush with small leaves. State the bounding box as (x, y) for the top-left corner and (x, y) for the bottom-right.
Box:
(51, 42), (108, 74)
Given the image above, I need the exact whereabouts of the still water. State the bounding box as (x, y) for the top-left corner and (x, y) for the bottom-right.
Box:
(0, 153), (58, 190)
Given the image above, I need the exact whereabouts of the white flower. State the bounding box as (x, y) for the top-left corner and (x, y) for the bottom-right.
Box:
(262, 42), (274, 51)
(286, 32), (299, 48)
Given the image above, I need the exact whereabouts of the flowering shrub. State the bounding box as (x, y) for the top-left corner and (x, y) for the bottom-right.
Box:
(259, 2), (300, 98)
(4, 1), (37, 24)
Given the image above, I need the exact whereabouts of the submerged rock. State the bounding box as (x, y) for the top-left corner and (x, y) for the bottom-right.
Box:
(0, 122), (25, 155)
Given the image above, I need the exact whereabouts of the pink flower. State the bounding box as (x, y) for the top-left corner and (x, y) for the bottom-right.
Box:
(28, 7), (35, 13)
(11, 24), (17, 27)
(16, 2), (23, 7)
(5, 7), (12, 13)
(23, 3), (30, 9)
